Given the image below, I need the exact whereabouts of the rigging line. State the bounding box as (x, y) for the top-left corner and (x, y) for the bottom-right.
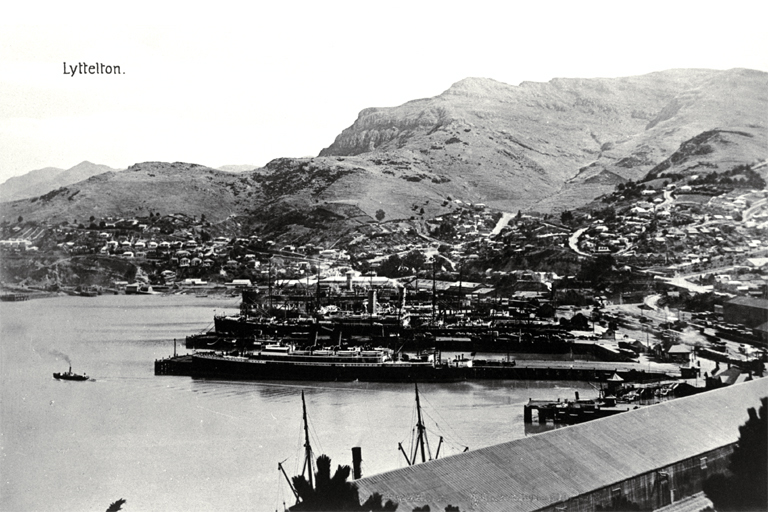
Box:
(419, 396), (469, 449)
(430, 430), (467, 451)
(408, 399), (418, 434)
(275, 462), (287, 512)
(293, 417), (305, 476)
(306, 410), (324, 457)
(408, 426), (417, 464)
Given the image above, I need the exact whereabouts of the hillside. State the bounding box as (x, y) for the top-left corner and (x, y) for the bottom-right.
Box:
(0, 161), (120, 202)
(0, 166), (64, 202)
(321, 68), (766, 213)
(536, 68), (768, 211)
(1, 68), (765, 246)
(0, 162), (248, 225)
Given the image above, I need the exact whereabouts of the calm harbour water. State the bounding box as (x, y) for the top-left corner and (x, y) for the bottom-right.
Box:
(0, 294), (598, 512)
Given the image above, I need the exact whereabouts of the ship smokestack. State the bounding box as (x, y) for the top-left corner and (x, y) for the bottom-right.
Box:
(346, 270), (354, 291)
(352, 447), (362, 479)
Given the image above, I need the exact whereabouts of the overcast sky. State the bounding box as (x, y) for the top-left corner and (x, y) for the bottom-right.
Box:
(1, 0), (767, 184)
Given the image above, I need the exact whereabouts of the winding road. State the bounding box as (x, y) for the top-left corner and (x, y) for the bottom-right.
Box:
(490, 212), (515, 236)
(568, 227), (590, 256)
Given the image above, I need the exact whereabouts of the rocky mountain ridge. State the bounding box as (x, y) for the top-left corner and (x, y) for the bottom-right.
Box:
(321, 68), (766, 212)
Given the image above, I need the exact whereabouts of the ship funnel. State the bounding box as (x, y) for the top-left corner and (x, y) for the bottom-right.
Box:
(352, 446), (362, 479)
(346, 270), (354, 291)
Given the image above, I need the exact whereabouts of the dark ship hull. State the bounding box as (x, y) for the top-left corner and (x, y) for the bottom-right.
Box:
(191, 352), (466, 383)
(53, 371), (88, 381)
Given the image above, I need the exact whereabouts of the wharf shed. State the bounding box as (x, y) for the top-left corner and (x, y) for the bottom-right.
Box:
(354, 378), (767, 512)
(723, 296), (768, 329)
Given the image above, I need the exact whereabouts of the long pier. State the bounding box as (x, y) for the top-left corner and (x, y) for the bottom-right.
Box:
(154, 354), (674, 382)
(154, 355), (193, 376)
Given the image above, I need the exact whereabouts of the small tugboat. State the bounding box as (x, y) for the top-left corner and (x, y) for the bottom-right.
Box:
(53, 366), (89, 381)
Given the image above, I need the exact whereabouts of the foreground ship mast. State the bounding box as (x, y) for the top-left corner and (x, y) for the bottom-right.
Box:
(301, 391), (315, 489)
(278, 391), (316, 505)
(399, 383), (444, 465)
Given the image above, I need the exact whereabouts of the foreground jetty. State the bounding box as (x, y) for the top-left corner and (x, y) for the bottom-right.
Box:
(524, 396), (629, 424)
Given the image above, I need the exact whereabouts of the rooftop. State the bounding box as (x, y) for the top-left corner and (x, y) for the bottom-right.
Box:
(355, 378), (768, 512)
(726, 296), (768, 310)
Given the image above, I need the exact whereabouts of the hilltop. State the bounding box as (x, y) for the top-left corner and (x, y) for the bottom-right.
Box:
(0, 161), (120, 202)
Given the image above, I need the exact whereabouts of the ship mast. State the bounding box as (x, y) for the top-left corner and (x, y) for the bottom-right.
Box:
(301, 391), (314, 489)
(413, 383), (430, 463)
(277, 391), (316, 507)
(399, 383), (442, 466)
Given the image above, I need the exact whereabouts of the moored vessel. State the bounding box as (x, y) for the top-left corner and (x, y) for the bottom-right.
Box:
(191, 344), (467, 382)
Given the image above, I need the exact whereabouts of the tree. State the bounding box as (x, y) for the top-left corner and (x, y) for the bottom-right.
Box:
(290, 455), (397, 511)
(378, 254), (405, 277)
(560, 210), (574, 225)
(703, 397), (767, 511)
(401, 250), (427, 273)
(105, 499), (126, 512)
(375, 209), (386, 222)
(17, 216), (23, 223)
(432, 220), (457, 240)
(569, 312), (590, 331)
(578, 254), (616, 291)
(536, 303), (555, 319)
